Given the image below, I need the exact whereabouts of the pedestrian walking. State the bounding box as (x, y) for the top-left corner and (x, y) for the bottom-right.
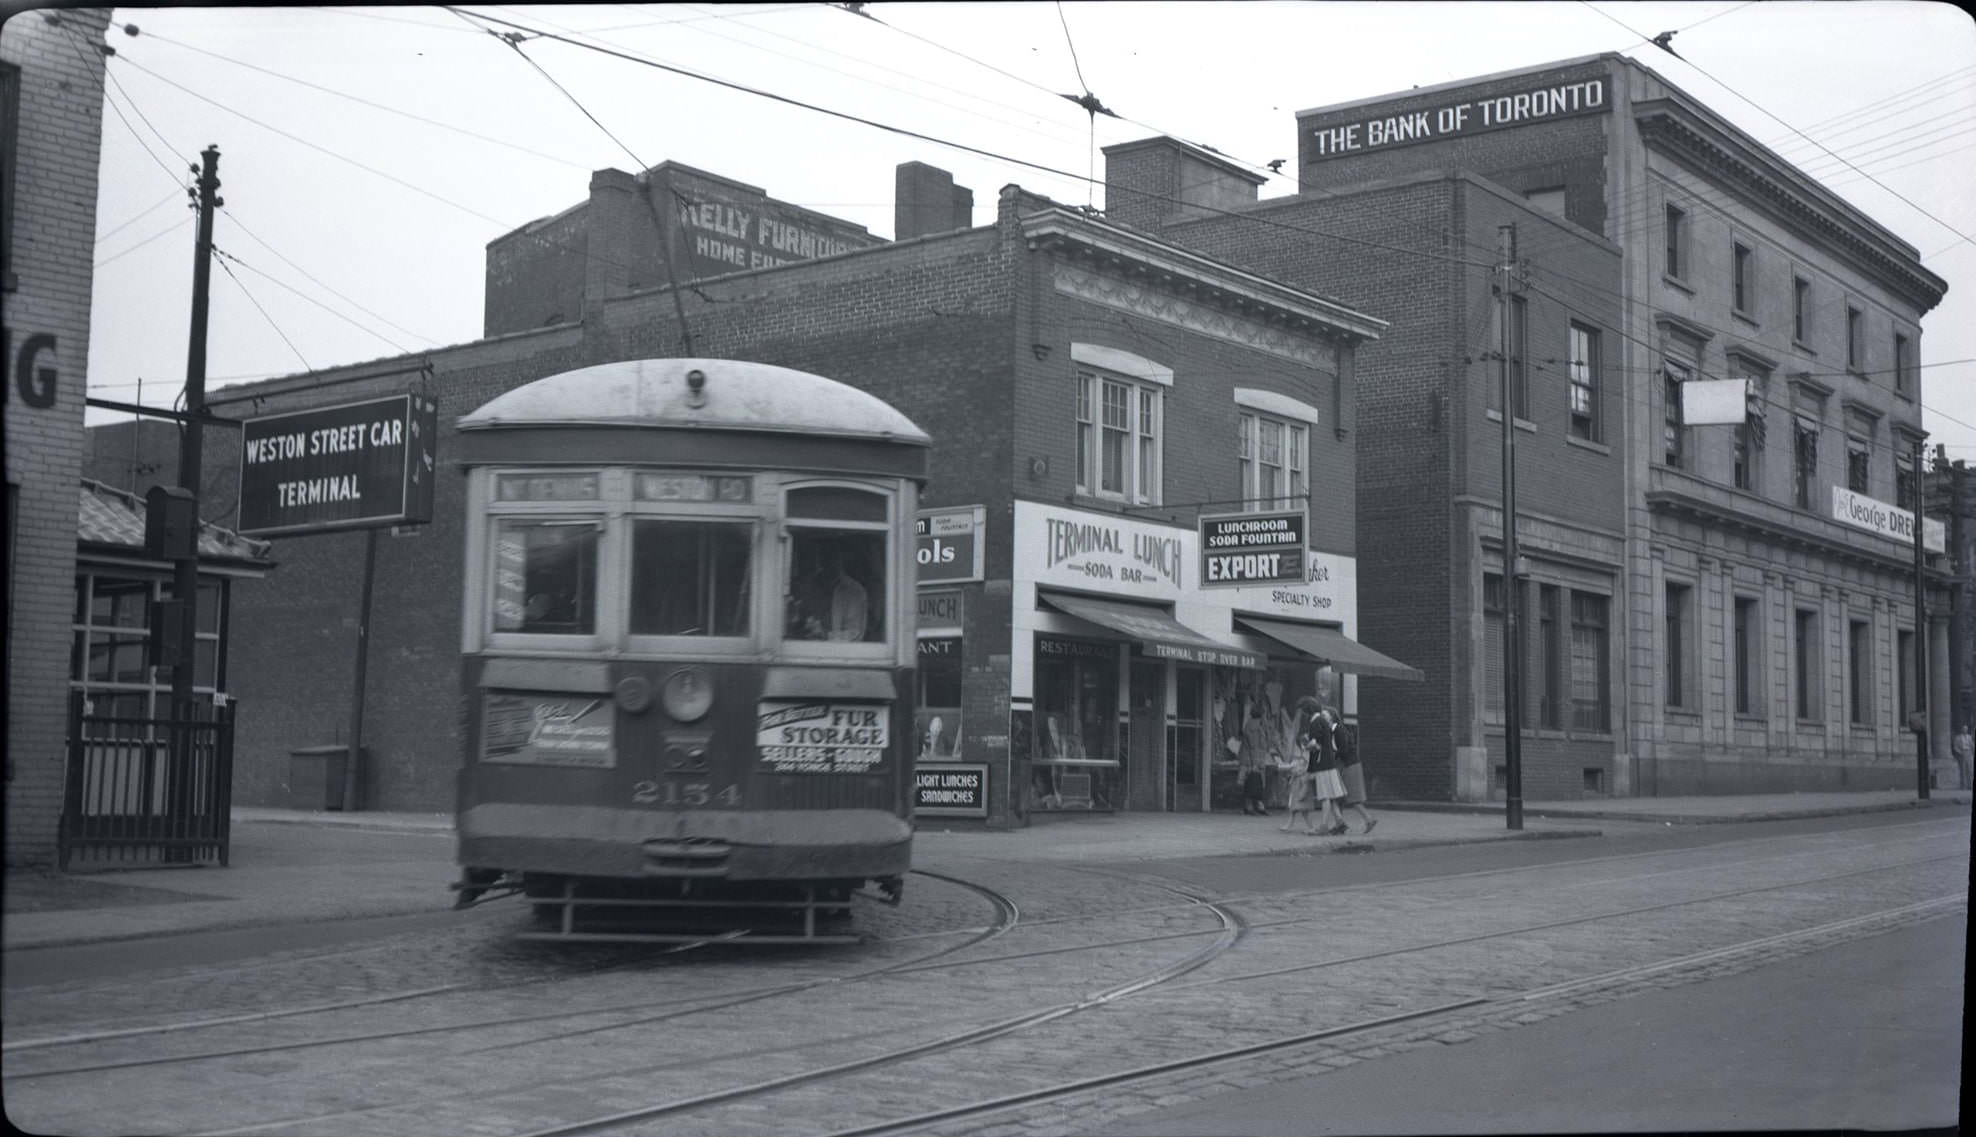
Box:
(1953, 724), (1973, 792)
(1300, 703), (1347, 835)
(1276, 697), (1322, 833)
(1240, 701), (1277, 816)
(1331, 709), (1378, 835)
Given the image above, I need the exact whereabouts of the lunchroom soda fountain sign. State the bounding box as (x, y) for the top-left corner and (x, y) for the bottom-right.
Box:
(238, 394), (439, 537)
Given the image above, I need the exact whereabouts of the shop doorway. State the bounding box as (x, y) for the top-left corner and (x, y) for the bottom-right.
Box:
(1127, 660), (1165, 811)
(1171, 665), (1206, 811)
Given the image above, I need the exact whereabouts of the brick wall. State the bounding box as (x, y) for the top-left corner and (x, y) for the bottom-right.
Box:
(3, 7), (109, 867)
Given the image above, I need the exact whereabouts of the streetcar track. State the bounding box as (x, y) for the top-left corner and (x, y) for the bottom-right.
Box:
(808, 892), (1968, 1137)
(5, 831), (1959, 1082)
(0, 868), (1012, 1060)
(354, 853), (1962, 1137)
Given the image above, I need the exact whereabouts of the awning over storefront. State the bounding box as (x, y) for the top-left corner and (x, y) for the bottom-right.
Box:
(1040, 591), (1265, 670)
(1234, 615), (1424, 682)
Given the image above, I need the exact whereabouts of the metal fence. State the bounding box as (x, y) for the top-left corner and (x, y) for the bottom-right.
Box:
(61, 691), (235, 870)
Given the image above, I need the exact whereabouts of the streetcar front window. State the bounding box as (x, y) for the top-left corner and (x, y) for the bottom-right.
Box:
(491, 518), (600, 635)
(784, 485), (889, 645)
(630, 521), (752, 637)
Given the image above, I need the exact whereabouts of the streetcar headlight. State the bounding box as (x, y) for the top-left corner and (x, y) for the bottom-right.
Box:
(661, 667), (713, 722)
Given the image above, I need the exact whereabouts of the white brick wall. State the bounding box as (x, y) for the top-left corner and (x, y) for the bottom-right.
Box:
(3, 8), (109, 866)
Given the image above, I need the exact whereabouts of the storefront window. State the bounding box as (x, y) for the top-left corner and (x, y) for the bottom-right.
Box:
(916, 636), (963, 759)
(1208, 664), (1314, 811)
(1031, 636), (1120, 810)
(491, 518), (599, 635)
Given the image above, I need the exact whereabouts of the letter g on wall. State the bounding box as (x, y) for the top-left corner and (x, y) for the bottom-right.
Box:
(12, 332), (58, 409)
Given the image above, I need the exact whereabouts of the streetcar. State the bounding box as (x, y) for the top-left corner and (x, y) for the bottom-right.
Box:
(449, 358), (930, 942)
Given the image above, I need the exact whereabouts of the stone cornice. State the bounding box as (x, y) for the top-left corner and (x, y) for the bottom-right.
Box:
(1021, 208), (1387, 342)
(1646, 470), (1949, 579)
(1634, 103), (1948, 313)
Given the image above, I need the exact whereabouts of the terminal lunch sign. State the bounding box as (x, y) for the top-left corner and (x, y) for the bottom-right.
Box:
(238, 394), (438, 537)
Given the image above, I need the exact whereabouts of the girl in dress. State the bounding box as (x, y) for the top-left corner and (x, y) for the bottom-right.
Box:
(1300, 703), (1348, 836)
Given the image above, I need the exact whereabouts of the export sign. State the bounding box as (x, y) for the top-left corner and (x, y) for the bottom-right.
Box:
(1831, 486), (1946, 554)
(238, 394), (438, 536)
(917, 505), (986, 585)
(1199, 510), (1307, 588)
(914, 763), (988, 817)
(1304, 75), (1609, 160)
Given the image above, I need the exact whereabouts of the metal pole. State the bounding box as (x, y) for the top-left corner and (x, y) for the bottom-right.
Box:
(1499, 224), (1523, 831)
(1914, 436), (1930, 800)
(341, 527), (379, 812)
(169, 147), (221, 844)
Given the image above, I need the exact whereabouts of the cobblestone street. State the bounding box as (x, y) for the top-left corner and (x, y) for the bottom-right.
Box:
(4, 807), (1964, 1136)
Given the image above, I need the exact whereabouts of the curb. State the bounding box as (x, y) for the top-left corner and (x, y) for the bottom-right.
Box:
(1372, 797), (1963, 826)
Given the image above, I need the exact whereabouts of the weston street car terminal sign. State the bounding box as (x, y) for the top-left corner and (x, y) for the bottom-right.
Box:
(238, 394), (438, 536)
(1199, 509), (1307, 588)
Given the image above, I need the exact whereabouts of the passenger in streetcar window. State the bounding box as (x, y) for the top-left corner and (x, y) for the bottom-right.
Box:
(790, 542), (870, 641)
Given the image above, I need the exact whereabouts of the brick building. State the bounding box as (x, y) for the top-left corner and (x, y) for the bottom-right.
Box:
(1105, 53), (1953, 799)
(4, 8), (111, 867)
(130, 162), (1401, 826)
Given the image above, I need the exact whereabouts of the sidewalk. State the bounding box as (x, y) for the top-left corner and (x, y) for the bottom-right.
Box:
(3, 791), (1965, 952)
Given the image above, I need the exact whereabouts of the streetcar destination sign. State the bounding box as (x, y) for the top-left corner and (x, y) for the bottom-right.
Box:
(1199, 509), (1307, 589)
(238, 394), (438, 536)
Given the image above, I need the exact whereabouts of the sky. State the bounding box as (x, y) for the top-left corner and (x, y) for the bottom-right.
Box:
(78, 1), (1976, 467)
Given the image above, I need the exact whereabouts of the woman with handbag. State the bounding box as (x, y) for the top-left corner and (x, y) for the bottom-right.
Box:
(1300, 704), (1348, 836)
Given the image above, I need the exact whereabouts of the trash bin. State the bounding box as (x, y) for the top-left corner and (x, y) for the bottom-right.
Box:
(289, 745), (364, 811)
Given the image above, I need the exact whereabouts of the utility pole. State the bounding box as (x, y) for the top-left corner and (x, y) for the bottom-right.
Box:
(1913, 435), (1930, 800)
(1498, 223), (1523, 830)
(168, 145), (221, 832)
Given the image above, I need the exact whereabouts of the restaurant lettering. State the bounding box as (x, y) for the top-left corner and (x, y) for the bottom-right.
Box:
(1308, 77), (1608, 158)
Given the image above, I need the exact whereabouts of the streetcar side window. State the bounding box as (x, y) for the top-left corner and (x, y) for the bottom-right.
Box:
(492, 518), (600, 635)
(784, 486), (889, 645)
(629, 520), (752, 637)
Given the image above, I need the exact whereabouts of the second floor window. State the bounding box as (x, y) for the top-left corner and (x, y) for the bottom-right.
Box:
(1847, 306), (1864, 373)
(1077, 369), (1161, 504)
(1794, 420), (1820, 510)
(1663, 360), (1691, 468)
(1793, 276), (1812, 344)
(1846, 439), (1870, 494)
(1895, 451), (1917, 511)
(1237, 412), (1307, 511)
(1568, 323), (1599, 440)
(1894, 333), (1913, 396)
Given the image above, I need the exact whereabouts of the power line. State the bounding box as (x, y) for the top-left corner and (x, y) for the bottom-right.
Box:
(96, 188), (185, 244)
(94, 216), (191, 269)
(1590, 3), (1976, 251)
(214, 253), (313, 372)
(219, 207), (441, 348)
(211, 244), (414, 356)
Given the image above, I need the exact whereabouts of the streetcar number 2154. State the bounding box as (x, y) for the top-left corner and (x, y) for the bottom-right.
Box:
(632, 781), (741, 807)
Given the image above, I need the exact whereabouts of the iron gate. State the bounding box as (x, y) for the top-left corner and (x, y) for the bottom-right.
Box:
(60, 691), (235, 870)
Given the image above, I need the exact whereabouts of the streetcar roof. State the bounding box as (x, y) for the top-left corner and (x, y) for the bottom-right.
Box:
(457, 358), (931, 446)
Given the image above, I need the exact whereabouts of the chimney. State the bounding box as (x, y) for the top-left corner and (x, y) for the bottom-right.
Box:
(895, 162), (974, 240)
(1101, 137), (1262, 234)
(584, 168), (642, 317)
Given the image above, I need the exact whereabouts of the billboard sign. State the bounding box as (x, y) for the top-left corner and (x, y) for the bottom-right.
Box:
(916, 505), (986, 585)
(1305, 75), (1609, 161)
(238, 394), (438, 537)
(1199, 509), (1307, 589)
(1831, 486), (1946, 554)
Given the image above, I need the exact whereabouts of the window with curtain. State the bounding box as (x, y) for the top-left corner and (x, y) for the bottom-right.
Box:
(1568, 323), (1599, 441)
(1570, 591), (1609, 731)
(1237, 411), (1307, 511)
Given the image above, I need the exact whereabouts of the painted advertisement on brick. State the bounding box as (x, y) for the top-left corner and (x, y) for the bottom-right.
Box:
(673, 188), (881, 278)
(1302, 73), (1610, 164)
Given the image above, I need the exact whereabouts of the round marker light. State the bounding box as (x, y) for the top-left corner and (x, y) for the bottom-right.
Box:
(661, 667), (713, 722)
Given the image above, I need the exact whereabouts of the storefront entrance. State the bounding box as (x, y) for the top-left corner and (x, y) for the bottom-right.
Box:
(1171, 665), (1206, 810)
(1126, 659), (1165, 810)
